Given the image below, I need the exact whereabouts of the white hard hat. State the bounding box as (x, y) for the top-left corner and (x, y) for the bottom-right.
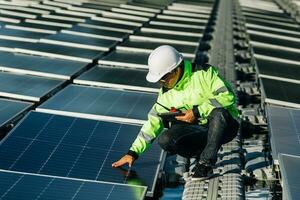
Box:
(146, 45), (183, 83)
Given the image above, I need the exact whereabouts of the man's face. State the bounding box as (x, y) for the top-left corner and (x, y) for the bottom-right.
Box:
(159, 67), (181, 89)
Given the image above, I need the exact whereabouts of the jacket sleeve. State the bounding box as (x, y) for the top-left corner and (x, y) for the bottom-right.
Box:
(195, 66), (236, 119)
(128, 104), (164, 158)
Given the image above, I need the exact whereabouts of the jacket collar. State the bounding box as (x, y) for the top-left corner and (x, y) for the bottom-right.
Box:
(173, 60), (192, 90)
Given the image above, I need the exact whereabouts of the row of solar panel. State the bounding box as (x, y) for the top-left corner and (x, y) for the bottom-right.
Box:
(239, 0), (300, 199)
(240, 0), (300, 108)
(0, 0), (168, 199)
(0, 0), (213, 199)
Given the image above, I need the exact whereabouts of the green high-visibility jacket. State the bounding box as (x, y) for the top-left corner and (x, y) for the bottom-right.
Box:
(129, 60), (240, 157)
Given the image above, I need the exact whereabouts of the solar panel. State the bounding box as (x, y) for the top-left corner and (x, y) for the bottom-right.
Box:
(61, 25), (128, 41)
(0, 28), (50, 42)
(5, 24), (58, 34)
(119, 3), (162, 12)
(255, 58), (300, 83)
(278, 154), (300, 200)
(142, 24), (205, 35)
(260, 77), (300, 108)
(266, 105), (300, 164)
(78, 20), (135, 33)
(130, 31), (200, 46)
(40, 33), (117, 51)
(242, 7), (287, 18)
(74, 65), (160, 93)
(0, 170), (147, 200)
(37, 84), (157, 124)
(253, 46), (300, 62)
(0, 52), (88, 80)
(111, 7), (156, 17)
(98, 50), (149, 69)
(15, 42), (104, 63)
(245, 18), (300, 32)
(0, 98), (32, 128)
(249, 32), (300, 49)
(0, 72), (65, 102)
(0, 39), (35, 52)
(243, 12), (294, 23)
(149, 20), (204, 29)
(163, 9), (210, 18)
(246, 24), (300, 40)
(0, 111), (164, 196)
(36, 16), (79, 26)
(25, 18), (72, 29)
(101, 11), (149, 22)
(117, 39), (197, 59)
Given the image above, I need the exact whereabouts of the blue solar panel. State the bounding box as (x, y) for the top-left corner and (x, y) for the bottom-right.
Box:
(0, 72), (65, 102)
(74, 65), (160, 93)
(37, 84), (157, 124)
(278, 154), (300, 200)
(267, 105), (300, 163)
(0, 111), (163, 196)
(0, 52), (88, 80)
(0, 170), (147, 200)
(0, 98), (32, 128)
(260, 78), (300, 108)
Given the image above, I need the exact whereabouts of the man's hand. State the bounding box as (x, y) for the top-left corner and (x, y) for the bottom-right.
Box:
(112, 154), (135, 168)
(175, 109), (195, 123)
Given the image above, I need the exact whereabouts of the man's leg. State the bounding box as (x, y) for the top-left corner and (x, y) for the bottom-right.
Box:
(192, 108), (239, 180)
(158, 123), (208, 158)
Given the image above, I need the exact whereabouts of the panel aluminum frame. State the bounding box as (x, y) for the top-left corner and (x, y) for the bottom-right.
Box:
(0, 52), (89, 80)
(0, 111), (165, 197)
(73, 65), (160, 93)
(0, 169), (147, 200)
(0, 98), (32, 128)
(37, 84), (157, 125)
(0, 72), (65, 102)
(266, 105), (300, 164)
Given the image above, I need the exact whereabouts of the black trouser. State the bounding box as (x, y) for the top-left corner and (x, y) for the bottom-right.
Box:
(158, 108), (239, 165)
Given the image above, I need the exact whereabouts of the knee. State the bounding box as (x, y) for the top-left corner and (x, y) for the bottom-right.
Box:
(158, 132), (173, 151)
(209, 108), (230, 121)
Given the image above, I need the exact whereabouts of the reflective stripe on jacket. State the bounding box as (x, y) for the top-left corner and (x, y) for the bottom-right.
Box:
(130, 60), (240, 156)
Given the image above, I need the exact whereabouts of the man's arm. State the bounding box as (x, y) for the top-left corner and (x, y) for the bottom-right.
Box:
(112, 105), (164, 168)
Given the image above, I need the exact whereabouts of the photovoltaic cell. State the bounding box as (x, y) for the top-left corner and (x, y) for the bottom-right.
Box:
(278, 154), (300, 200)
(266, 105), (300, 163)
(117, 39), (197, 58)
(0, 72), (65, 102)
(40, 33), (117, 51)
(0, 111), (163, 196)
(131, 31), (200, 44)
(0, 52), (88, 80)
(253, 46), (300, 62)
(249, 33), (300, 49)
(256, 58), (300, 81)
(98, 50), (149, 69)
(62, 25), (128, 41)
(74, 65), (160, 93)
(245, 18), (300, 32)
(260, 78), (300, 107)
(0, 28), (51, 41)
(142, 24), (205, 34)
(81, 19), (137, 32)
(0, 170), (147, 200)
(0, 39), (35, 52)
(0, 98), (32, 128)
(37, 84), (157, 124)
(15, 42), (104, 63)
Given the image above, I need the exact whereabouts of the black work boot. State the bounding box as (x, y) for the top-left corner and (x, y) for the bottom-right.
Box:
(191, 162), (213, 181)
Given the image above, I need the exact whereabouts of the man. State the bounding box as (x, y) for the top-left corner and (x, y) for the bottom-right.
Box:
(112, 45), (239, 180)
